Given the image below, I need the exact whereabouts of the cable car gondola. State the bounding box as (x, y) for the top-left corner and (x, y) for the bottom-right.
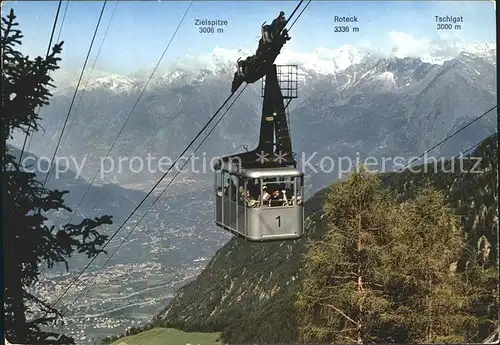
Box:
(214, 61), (303, 242)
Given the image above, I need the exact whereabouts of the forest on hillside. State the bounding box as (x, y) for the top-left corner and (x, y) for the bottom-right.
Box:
(295, 167), (497, 343)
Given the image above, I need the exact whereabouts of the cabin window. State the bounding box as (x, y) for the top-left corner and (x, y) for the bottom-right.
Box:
(261, 176), (295, 207)
(215, 170), (224, 197)
(219, 174), (302, 208)
(242, 178), (260, 208)
(221, 171), (227, 199)
(223, 174), (238, 201)
(295, 175), (303, 205)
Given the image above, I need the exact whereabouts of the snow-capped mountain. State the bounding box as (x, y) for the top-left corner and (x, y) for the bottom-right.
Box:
(462, 42), (497, 65)
(10, 43), (496, 192)
(48, 42), (496, 95)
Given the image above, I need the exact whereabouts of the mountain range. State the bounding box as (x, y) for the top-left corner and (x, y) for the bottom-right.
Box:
(10, 43), (496, 193)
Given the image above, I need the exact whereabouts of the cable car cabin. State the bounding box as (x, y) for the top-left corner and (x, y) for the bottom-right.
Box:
(214, 165), (304, 242)
(221, 20), (300, 241)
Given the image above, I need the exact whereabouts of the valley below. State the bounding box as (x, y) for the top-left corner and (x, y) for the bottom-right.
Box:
(35, 183), (228, 344)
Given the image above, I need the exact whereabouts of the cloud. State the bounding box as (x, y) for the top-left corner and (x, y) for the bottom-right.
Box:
(276, 45), (366, 73)
(385, 31), (468, 63)
(388, 31), (432, 57)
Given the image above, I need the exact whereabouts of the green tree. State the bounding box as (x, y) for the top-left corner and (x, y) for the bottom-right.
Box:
(296, 169), (478, 344)
(381, 185), (475, 343)
(459, 236), (498, 342)
(2, 9), (112, 344)
(296, 168), (395, 344)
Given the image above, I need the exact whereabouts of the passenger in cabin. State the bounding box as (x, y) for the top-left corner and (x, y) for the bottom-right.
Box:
(246, 190), (259, 207)
(289, 194), (303, 205)
(262, 185), (271, 204)
(281, 189), (289, 205)
(239, 187), (249, 205)
(281, 186), (293, 206)
(269, 189), (282, 207)
(249, 181), (262, 207)
(240, 178), (248, 195)
(217, 186), (223, 197)
(238, 186), (245, 201)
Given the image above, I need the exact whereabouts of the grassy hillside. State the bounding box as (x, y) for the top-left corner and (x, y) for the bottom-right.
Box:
(108, 328), (221, 345)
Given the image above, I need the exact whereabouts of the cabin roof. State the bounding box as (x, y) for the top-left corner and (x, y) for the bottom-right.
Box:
(221, 166), (303, 178)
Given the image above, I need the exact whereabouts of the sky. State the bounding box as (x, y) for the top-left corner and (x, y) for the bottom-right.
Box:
(3, 0), (497, 75)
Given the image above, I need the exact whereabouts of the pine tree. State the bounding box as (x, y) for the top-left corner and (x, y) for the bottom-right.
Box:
(295, 168), (395, 344)
(2, 9), (112, 344)
(296, 169), (479, 343)
(456, 236), (498, 342)
(381, 185), (475, 343)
